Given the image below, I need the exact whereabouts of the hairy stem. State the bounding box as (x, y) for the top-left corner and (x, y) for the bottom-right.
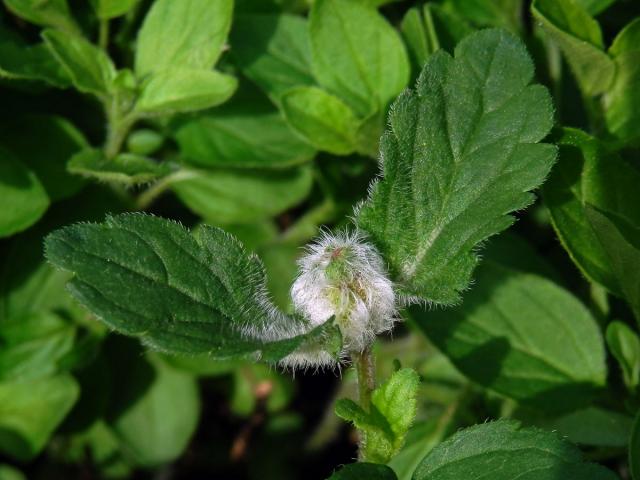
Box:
(104, 109), (137, 160)
(351, 347), (375, 460)
(135, 169), (198, 210)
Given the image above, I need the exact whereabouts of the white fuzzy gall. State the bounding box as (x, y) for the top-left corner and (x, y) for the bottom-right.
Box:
(290, 230), (397, 352)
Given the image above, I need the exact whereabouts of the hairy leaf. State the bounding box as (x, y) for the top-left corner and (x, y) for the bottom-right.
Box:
(357, 28), (556, 304)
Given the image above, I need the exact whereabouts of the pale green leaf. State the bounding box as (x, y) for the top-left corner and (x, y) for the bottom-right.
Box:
(606, 321), (640, 391)
(281, 86), (360, 155)
(136, 68), (237, 114)
(357, 28), (556, 304)
(42, 29), (116, 96)
(328, 463), (397, 480)
(44, 213), (330, 359)
(126, 129), (164, 156)
(68, 149), (171, 185)
(91, 0), (139, 19)
(135, 0), (233, 77)
(309, 0), (409, 117)
(3, 0), (79, 34)
(413, 420), (619, 480)
(414, 262), (607, 412)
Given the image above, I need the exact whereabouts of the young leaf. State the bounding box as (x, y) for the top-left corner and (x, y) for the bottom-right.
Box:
(231, 14), (315, 100)
(631, 411), (640, 480)
(531, 0), (614, 96)
(335, 368), (419, 463)
(68, 149), (171, 185)
(42, 29), (116, 97)
(327, 463), (397, 480)
(136, 68), (237, 114)
(172, 166), (313, 225)
(135, 0), (233, 77)
(413, 420), (619, 480)
(0, 148), (49, 238)
(309, 0), (409, 117)
(3, 0), (79, 34)
(127, 129), (164, 156)
(280, 86), (360, 155)
(414, 262), (607, 412)
(44, 213), (330, 360)
(91, 0), (139, 19)
(356, 28), (556, 304)
(606, 321), (640, 392)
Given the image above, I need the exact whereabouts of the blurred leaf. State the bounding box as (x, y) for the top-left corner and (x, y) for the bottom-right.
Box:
(446, 0), (523, 32)
(174, 91), (315, 169)
(281, 86), (360, 155)
(388, 418), (448, 480)
(541, 407), (633, 447)
(413, 420), (619, 479)
(357, 29), (556, 304)
(109, 355), (200, 467)
(0, 374), (79, 461)
(606, 321), (640, 391)
(44, 213), (333, 359)
(0, 465), (25, 480)
(231, 364), (294, 416)
(135, 0), (232, 77)
(42, 29), (116, 97)
(604, 18), (640, 144)
(0, 312), (75, 382)
(532, 0), (614, 96)
(172, 166), (313, 225)
(0, 148), (49, 238)
(309, 0), (409, 117)
(0, 115), (86, 201)
(336, 368), (419, 463)
(3, 0), (79, 34)
(327, 463), (397, 480)
(543, 128), (640, 297)
(415, 263), (607, 412)
(632, 411), (640, 480)
(231, 13), (314, 100)
(126, 129), (164, 156)
(91, 0), (139, 19)
(68, 149), (171, 185)
(574, 0), (617, 15)
(136, 68), (237, 114)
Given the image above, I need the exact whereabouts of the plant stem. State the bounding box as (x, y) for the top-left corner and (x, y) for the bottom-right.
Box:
(135, 169), (197, 210)
(104, 110), (137, 160)
(99, 19), (110, 50)
(352, 348), (375, 412)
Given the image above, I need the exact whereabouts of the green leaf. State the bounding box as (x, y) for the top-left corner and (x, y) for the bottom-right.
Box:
(586, 206), (640, 323)
(0, 148), (49, 238)
(231, 13), (315, 100)
(0, 465), (25, 480)
(604, 18), (640, 144)
(540, 407), (634, 447)
(3, 0), (79, 34)
(309, 0), (409, 117)
(172, 166), (313, 225)
(413, 420), (619, 480)
(0, 114), (86, 201)
(327, 463), (397, 480)
(357, 28), (556, 304)
(0, 374), (79, 460)
(136, 68), (237, 114)
(42, 29), (116, 97)
(574, 0), (617, 15)
(543, 128), (640, 297)
(108, 354), (199, 467)
(135, 0), (233, 77)
(281, 86), (360, 155)
(606, 321), (640, 391)
(531, 0), (614, 96)
(91, 0), (139, 19)
(44, 213), (330, 359)
(126, 129), (164, 156)
(447, 0), (523, 31)
(0, 312), (75, 382)
(68, 149), (171, 185)
(336, 368), (419, 463)
(414, 262), (607, 412)
(631, 410), (640, 480)
(174, 90), (315, 169)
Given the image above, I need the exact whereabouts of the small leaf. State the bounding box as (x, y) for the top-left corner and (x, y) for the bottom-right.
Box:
(126, 129), (164, 156)
(44, 213), (329, 359)
(68, 149), (171, 185)
(336, 368), (419, 463)
(231, 13), (315, 100)
(135, 0), (233, 77)
(281, 86), (360, 155)
(631, 410), (640, 480)
(0, 148), (49, 238)
(413, 420), (619, 480)
(327, 463), (397, 480)
(606, 321), (640, 391)
(172, 166), (313, 225)
(532, 0), (614, 96)
(42, 29), (116, 97)
(91, 0), (139, 19)
(136, 68), (237, 115)
(357, 28), (556, 304)
(414, 262), (607, 412)
(309, 0), (409, 116)
(3, 0), (79, 34)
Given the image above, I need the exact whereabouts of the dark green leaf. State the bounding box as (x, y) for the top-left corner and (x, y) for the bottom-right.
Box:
(631, 410), (640, 480)
(606, 321), (640, 391)
(413, 420), (619, 480)
(357, 28), (556, 304)
(540, 407), (634, 447)
(328, 463), (397, 480)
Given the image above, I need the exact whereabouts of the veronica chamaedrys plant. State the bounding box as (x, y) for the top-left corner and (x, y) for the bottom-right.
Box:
(44, 28), (556, 465)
